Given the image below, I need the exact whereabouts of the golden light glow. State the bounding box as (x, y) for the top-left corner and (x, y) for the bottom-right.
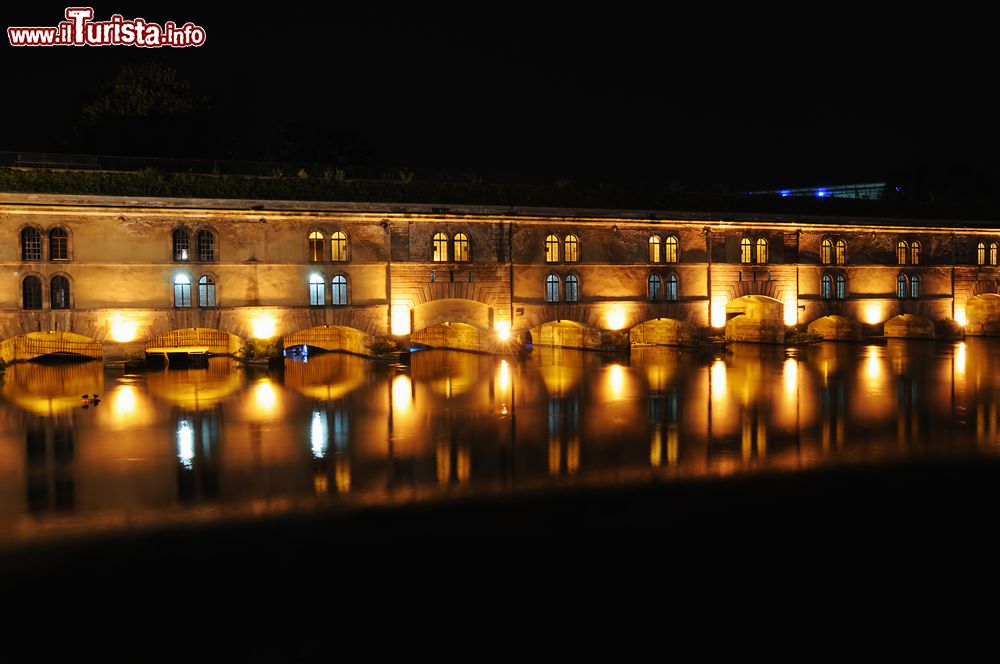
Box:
(497, 359), (510, 392)
(711, 295), (727, 328)
(710, 359), (727, 401)
(864, 304), (883, 325)
(112, 385), (137, 417)
(955, 306), (968, 326)
(109, 316), (139, 343)
(608, 364), (625, 400)
(251, 315), (277, 339)
(783, 358), (798, 397)
(253, 379), (278, 414)
(391, 374), (412, 414)
(605, 306), (627, 331)
(783, 298), (798, 326)
(865, 345), (882, 381)
(955, 342), (967, 376)
(495, 320), (511, 341)
(390, 304), (411, 335)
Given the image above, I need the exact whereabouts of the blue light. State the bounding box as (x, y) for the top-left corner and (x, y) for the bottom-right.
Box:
(816, 190), (827, 198)
(780, 190), (790, 197)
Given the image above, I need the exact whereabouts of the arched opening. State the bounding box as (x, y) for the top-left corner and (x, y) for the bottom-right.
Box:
(50, 275), (70, 309)
(648, 236), (661, 263)
(331, 231), (349, 262)
(197, 229), (216, 262)
(724, 295), (785, 343)
(145, 328), (243, 361)
(49, 228), (69, 260)
(630, 318), (697, 346)
(0, 331), (102, 364)
(283, 325), (373, 356)
(453, 233), (470, 262)
(530, 320), (602, 350)
(309, 231), (324, 262)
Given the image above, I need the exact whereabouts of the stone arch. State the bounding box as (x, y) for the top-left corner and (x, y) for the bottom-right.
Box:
(145, 327), (243, 355)
(283, 325), (372, 356)
(411, 299), (495, 352)
(807, 315), (861, 340)
(725, 295), (785, 343)
(630, 318), (698, 346)
(0, 331), (102, 364)
(530, 319), (602, 350)
(967, 293), (1000, 336)
(884, 313), (935, 339)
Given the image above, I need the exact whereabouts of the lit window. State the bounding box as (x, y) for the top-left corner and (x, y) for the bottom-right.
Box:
(835, 239), (847, 265)
(22, 276), (42, 309)
(821, 239), (832, 265)
(309, 273), (325, 306)
(835, 274), (846, 300)
(197, 230), (215, 262)
(564, 235), (579, 262)
(740, 238), (752, 264)
(433, 232), (449, 262)
(665, 274), (678, 301)
(991, 242), (998, 266)
(977, 242), (985, 266)
(309, 231), (324, 262)
(332, 275), (348, 305)
(821, 274), (832, 299)
(910, 274), (921, 298)
(910, 241), (920, 265)
(50, 276), (70, 309)
(331, 231), (348, 262)
(546, 274), (560, 303)
(565, 274), (579, 303)
(665, 236), (679, 263)
(21, 227), (41, 261)
(453, 233), (470, 262)
(756, 238), (768, 264)
(173, 229), (190, 261)
(198, 276), (216, 307)
(648, 236), (661, 263)
(174, 274), (192, 308)
(49, 228), (68, 260)
(897, 274), (908, 298)
(897, 241), (908, 265)
(545, 234), (559, 263)
(648, 274), (662, 301)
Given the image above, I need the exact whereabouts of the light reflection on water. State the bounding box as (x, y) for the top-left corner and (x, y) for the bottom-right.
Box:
(2, 339), (1000, 542)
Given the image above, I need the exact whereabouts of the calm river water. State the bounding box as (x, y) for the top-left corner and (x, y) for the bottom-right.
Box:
(1, 340), (996, 545)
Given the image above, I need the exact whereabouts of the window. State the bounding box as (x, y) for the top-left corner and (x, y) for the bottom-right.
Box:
(50, 276), (70, 309)
(911, 241), (921, 265)
(821, 274), (833, 299)
(740, 238), (752, 264)
(433, 232), (449, 262)
(978, 242), (986, 266)
(198, 276), (216, 307)
(756, 238), (768, 264)
(821, 239), (832, 265)
(309, 273), (325, 306)
(545, 234), (560, 262)
(835, 239), (847, 265)
(22, 276), (42, 309)
(897, 241), (908, 265)
(453, 233), (470, 262)
(565, 274), (579, 303)
(331, 231), (348, 262)
(173, 229), (190, 261)
(564, 235), (579, 262)
(910, 274), (921, 298)
(897, 274), (908, 298)
(546, 274), (560, 303)
(49, 228), (68, 260)
(665, 236), (678, 263)
(332, 275), (348, 305)
(309, 231), (324, 262)
(197, 230), (215, 261)
(991, 242), (998, 266)
(21, 227), (41, 261)
(665, 274), (678, 301)
(174, 274), (192, 308)
(648, 236), (661, 263)
(835, 274), (846, 300)
(648, 274), (662, 301)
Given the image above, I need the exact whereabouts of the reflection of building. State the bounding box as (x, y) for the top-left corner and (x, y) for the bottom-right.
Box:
(5, 193), (1000, 360)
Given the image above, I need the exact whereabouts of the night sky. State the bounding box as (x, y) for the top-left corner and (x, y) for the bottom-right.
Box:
(4, 5), (999, 190)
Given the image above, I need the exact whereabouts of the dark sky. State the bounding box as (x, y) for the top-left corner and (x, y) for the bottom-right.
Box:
(4, 5), (998, 188)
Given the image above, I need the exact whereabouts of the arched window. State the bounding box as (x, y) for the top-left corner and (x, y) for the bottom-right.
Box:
(910, 241), (921, 265)
(756, 238), (768, 264)
(332, 275), (348, 305)
(821, 274), (833, 299)
(21, 227), (41, 261)
(453, 233), (470, 262)
(648, 236), (661, 263)
(835, 239), (847, 265)
(331, 231), (348, 262)
(50, 276), (70, 309)
(173, 229), (190, 261)
(665, 274), (678, 301)
(910, 274), (921, 298)
(174, 274), (192, 308)
(22, 276), (42, 309)
(897, 274), (908, 298)
(978, 242), (986, 266)
(198, 276), (216, 308)
(897, 241), (908, 265)
(648, 274), (662, 301)
(432, 232), (449, 262)
(564, 235), (579, 262)
(740, 238), (752, 264)
(546, 274), (560, 303)
(820, 239), (832, 265)
(565, 274), (579, 303)
(835, 274), (846, 300)
(545, 234), (559, 263)
(49, 228), (68, 260)
(309, 231), (324, 262)
(991, 242), (998, 266)
(309, 273), (325, 306)
(665, 236), (679, 263)
(197, 230), (215, 261)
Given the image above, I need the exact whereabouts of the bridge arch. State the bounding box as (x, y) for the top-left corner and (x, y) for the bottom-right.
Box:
(725, 295), (785, 343)
(530, 319), (602, 350)
(0, 331), (102, 364)
(629, 317), (697, 346)
(145, 327), (243, 356)
(966, 293), (1000, 336)
(283, 325), (373, 356)
(884, 313), (934, 339)
(410, 299), (496, 352)
(807, 315), (861, 340)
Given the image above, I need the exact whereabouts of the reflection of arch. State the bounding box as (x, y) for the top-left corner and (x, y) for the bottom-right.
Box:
(284, 353), (368, 400)
(0, 331), (103, 364)
(283, 325), (372, 356)
(145, 328), (242, 355)
(530, 319), (601, 350)
(630, 318), (697, 346)
(145, 358), (242, 410)
(0, 361), (104, 415)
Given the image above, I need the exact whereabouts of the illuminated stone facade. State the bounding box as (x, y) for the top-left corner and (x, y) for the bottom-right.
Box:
(1, 193), (998, 359)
